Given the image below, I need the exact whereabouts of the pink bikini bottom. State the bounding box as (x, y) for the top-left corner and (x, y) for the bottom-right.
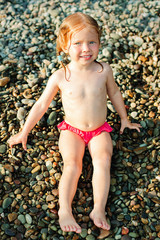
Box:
(57, 120), (113, 145)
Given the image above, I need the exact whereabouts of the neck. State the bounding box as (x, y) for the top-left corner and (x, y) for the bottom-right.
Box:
(69, 60), (96, 72)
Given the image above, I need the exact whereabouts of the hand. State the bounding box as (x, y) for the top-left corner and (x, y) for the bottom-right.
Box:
(120, 119), (142, 134)
(7, 131), (28, 151)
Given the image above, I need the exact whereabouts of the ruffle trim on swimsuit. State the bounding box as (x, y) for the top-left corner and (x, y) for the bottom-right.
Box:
(57, 121), (113, 145)
(57, 121), (86, 138)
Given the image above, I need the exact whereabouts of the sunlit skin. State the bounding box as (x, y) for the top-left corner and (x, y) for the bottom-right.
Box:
(8, 26), (141, 234)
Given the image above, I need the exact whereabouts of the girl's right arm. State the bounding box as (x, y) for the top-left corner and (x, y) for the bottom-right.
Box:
(8, 72), (60, 150)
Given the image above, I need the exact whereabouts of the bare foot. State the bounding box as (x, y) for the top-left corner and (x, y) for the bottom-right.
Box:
(58, 209), (81, 233)
(90, 209), (110, 230)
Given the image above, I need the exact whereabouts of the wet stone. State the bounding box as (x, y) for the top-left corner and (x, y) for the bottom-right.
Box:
(134, 36), (144, 46)
(129, 232), (139, 238)
(17, 107), (27, 120)
(86, 235), (96, 240)
(47, 111), (57, 125)
(5, 229), (16, 236)
(25, 214), (32, 225)
(0, 144), (7, 153)
(121, 235), (131, 240)
(2, 197), (12, 209)
(1, 223), (10, 231)
(18, 214), (26, 224)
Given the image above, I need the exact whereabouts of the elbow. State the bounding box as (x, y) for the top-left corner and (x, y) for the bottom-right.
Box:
(33, 100), (48, 113)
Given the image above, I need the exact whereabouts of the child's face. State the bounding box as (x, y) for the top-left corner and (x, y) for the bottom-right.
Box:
(65, 27), (100, 66)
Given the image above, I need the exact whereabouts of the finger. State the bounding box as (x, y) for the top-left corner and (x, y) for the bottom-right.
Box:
(136, 127), (141, 132)
(120, 126), (124, 134)
(131, 124), (142, 131)
(22, 141), (27, 151)
(8, 143), (13, 148)
(130, 126), (141, 132)
(7, 139), (14, 148)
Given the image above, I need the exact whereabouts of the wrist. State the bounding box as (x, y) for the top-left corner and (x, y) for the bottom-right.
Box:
(21, 129), (29, 136)
(121, 117), (128, 122)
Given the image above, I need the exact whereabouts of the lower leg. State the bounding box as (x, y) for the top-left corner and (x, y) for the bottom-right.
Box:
(92, 163), (111, 209)
(90, 162), (111, 230)
(58, 164), (82, 233)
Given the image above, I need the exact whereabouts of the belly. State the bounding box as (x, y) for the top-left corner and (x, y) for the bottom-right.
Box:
(64, 106), (107, 131)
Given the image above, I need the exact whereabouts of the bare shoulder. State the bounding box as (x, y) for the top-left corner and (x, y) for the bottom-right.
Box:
(101, 62), (113, 73)
(48, 68), (65, 87)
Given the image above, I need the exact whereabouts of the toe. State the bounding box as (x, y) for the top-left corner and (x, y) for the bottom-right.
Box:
(62, 226), (67, 232)
(95, 218), (103, 228)
(76, 227), (82, 233)
(102, 221), (108, 230)
(71, 225), (76, 232)
(66, 225), (70, 232)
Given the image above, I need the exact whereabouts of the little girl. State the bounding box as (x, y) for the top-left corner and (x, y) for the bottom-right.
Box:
(8, 12), (141, 234)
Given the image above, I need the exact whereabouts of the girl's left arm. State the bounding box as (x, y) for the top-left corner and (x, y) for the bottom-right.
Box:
(106, 65), (141, 134)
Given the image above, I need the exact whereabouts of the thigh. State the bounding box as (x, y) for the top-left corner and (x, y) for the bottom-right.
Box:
(88, 132), (113, 164)
(59, 130), (85, 165)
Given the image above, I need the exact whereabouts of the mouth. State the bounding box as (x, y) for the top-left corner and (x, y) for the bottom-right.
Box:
(80, 55), (92, 60)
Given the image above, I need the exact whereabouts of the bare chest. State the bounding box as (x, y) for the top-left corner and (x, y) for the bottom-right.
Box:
(61, 78), (106, 101)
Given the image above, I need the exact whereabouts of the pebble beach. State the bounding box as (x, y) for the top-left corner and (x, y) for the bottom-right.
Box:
(0, 0), (160, 239)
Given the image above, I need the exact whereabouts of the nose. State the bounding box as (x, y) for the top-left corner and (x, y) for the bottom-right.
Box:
(82, 43), (90, 52)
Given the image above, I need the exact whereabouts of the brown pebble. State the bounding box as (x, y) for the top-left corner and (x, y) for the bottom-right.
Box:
(14, 219), (21, 225)
(34, 185), (41, 193)
(8, 212), (18, 222)
(31, 165), (41, 174)
(5, 176), (12, 183)
(141, 218), (148, 224)
(4, 164), (14, 172)
(11, 199), (18, 208)
(50, 177), (56, 185)
(0, 77), (10, 86)
(146, 165), (154, 170)
(98, 229), (110, 239)
(50, 209), (58, 215)
(45, 157), (54, 162)
(41, 154), (47, 160)
(23, 89), (32, 99)
(133, 146), (147, 155)
(126, 90), (134, 98)
(46, 195), (54, 202)
(48, 202), (56, 209)
(25, 229), (35, 238)
(72, 235), (79, 240)
(149, 111), (155, 118)
(134, 64), (142, 70)
(138, 55), (148, 62)
(122, 226), (129, 235)
(32, 162), (39, 168)
(36, 204), (41, 209)
(22, 187), (30, 197)
(155, 224), (160, 232)
(82, 216), (89, 222)
(52, 189), (59, 196)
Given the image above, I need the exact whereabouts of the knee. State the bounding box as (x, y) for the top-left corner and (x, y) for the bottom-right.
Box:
(93, 152), (112, 170)
(64, 159), (82, 176)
